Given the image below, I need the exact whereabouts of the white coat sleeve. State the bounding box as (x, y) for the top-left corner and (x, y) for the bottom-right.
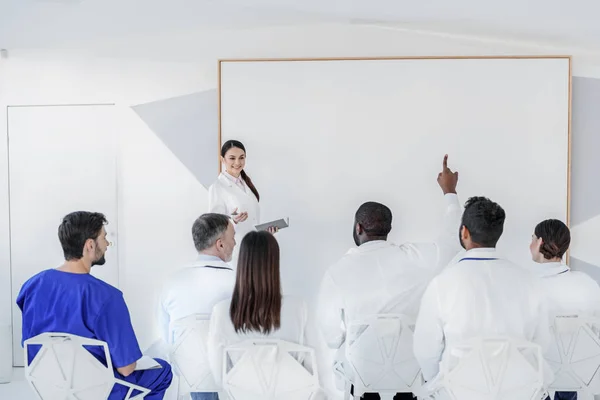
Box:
(401, 193), (462, 273)
(208, 184), (228, 215)
(316, 271), (346, 349)
(156, 290), (171, 344)
(413, 278), (445, 381)
(531, 281), (551, 352)
(588, 280), (600, 318)
(207, 307), (226, 387)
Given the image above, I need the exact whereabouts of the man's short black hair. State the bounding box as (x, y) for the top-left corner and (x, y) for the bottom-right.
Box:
(461, 197), (506, 247)
(355, 202), (392, 237)
(58, 211), (107, 261)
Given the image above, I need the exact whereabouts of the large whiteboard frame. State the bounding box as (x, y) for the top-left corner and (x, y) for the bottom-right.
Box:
(217, 56), (572, 270)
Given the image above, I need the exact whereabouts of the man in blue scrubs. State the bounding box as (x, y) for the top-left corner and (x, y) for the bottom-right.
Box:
(17, 211), (173, 399)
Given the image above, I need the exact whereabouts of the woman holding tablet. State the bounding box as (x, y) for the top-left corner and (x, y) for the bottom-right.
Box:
(208, 140), (275, 260)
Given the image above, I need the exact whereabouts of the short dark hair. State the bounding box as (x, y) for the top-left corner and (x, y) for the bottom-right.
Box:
(230, 231), (281, 334)
(355, 202), (392, 236)
(535, 219), (570, 259)
(192, 213), (231, 252)
(58, 212), (107, 261)
(461, 197), (506, 247)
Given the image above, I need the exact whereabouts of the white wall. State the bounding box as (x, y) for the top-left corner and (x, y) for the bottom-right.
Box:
(1, 22), (599, 360)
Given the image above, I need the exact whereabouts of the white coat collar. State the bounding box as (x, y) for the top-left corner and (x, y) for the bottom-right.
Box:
(190, 254), (232, 270)
(218, 172), (251, 197)
(458, 248), (501, 262)
(531, 261), (570, 278)
(346, 240), (391, 255)
(218, 172), (235, 187)
(223, 171), (244, 185)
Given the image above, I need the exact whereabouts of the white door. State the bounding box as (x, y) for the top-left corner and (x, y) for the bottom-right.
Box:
(8, 105), (119, 366)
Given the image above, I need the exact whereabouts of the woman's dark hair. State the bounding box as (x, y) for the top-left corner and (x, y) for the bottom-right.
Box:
(534, 219), (571, 260)
(230, 231), (281, 334)
(221, 140), (260, 202)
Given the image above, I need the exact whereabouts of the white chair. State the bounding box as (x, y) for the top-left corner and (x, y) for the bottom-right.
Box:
(169, 314), (219, 398)
(24, 332), (150, 400)
(222, 339), (320, 400)
(421, 337), (546, 400)
(343, 314), (421, 400)
(546, 315), (600, 398)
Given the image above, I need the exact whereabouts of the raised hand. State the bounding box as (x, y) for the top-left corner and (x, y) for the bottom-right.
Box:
(437, 154), (459, 194)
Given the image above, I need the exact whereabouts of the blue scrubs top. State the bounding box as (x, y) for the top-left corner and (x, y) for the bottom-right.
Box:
(17, 269), (142, 368)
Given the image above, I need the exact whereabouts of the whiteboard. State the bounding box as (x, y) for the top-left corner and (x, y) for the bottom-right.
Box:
(220, 57), (570, 301)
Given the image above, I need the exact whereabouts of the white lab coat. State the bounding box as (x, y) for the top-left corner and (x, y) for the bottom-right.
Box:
(207, 295), (313, 387)
(317, 193), (462, 351)
(208, 173), (260, 248)
(533, 262), (600, 317)
(413, 248), (551, 381)
(157, 254), (235, 344)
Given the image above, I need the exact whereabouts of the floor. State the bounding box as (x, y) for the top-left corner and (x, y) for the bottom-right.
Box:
(0, 368), (36, 400)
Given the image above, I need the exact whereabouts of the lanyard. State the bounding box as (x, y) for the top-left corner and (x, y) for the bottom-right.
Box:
(459, 257), (499, 262)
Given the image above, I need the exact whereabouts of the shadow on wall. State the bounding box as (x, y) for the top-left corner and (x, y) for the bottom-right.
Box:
(569, 77), (600, 277)
(132, 89), (218, 189)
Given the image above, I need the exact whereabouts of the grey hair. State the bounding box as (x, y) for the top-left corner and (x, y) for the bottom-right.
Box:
(192, 213), (231, 252)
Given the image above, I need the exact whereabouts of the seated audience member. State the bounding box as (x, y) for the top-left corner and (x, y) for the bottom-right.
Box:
(158, 213), (236, 400)
(531, 219), (600, 400)
(317, 155), (462, 399)
(17, 211), (172, 400)
(413, 197), (551, 384)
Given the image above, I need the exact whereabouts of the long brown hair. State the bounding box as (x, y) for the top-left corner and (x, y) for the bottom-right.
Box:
(221, 140), (260, 202)
(230, 231), (281, 334)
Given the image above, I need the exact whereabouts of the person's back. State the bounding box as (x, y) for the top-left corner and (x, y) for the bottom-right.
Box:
(18, 269), (136, 366)
(414, 197), (550, 382)
(323, 245), (436, 323)
(423, 254), (546, 352)
(541, 270), (600, 314)
(209, 295), (307, 349)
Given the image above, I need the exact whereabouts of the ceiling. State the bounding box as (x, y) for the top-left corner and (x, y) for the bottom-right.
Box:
(1, 0), (599, 51)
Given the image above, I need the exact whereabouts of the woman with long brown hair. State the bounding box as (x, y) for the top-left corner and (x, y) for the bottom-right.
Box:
(207, 231), (310, 387)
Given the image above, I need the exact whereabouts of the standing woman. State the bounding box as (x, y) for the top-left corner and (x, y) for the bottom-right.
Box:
(208, 140), (261, 252)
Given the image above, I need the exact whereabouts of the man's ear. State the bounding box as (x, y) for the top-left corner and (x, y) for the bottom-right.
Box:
(461, 225), (470, 240)
(356, 222), (364, 235)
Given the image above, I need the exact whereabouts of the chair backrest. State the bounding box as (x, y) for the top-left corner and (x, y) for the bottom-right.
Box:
(169, 314), (219, 394)
(24, 333), (116, 400)
(344, 314), (421, 396)
(546, 314), (600, 394)
(24, 332), (150, 400)
(222, 339), (319, 400)
(437, 337), (545, 400)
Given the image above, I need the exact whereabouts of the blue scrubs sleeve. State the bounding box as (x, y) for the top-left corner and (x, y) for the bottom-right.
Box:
(94, 294), (142, 368)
